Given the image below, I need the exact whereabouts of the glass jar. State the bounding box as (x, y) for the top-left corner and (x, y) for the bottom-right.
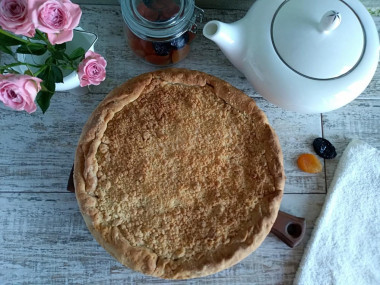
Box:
(121, 0), (203, 66)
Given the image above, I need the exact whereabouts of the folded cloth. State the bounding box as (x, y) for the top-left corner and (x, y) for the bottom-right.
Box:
(294, 139), (380, 285)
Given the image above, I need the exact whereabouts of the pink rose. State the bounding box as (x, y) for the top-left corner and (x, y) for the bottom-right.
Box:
(0, 0), (35, 37)
(78, 50), (107, 87)
(0, 74), (42, 113)
(30, 0), (81, 45)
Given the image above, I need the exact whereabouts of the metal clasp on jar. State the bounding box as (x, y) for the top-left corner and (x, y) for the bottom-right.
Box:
(189, 6), (204, 33)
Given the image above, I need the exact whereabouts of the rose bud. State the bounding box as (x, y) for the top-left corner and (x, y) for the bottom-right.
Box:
(77, 50), (107, 87)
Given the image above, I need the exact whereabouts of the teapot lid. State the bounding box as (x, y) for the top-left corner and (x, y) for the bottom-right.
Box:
(271, 0), (365, 80)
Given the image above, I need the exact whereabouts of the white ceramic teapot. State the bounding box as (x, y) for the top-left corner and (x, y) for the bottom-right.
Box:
(203, 0), (379, 113)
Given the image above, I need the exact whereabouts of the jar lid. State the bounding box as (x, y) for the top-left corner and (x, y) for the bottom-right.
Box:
(271, 0), (365, 80)
(121, 0), (197, 41)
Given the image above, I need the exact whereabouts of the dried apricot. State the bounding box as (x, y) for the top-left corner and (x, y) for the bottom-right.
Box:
(128, 39), (145, 58)
(172, 44), (190, 63)
(144, 54), (171, 65)
(159, 2), (180, 21)
(297, 153), (322, 173)
(188, 31), (196, 43)
(140, 39), (155, 55)
(137, 3), (159, 21)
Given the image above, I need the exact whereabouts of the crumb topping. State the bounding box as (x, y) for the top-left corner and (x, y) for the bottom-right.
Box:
(93, 77), (277, 261)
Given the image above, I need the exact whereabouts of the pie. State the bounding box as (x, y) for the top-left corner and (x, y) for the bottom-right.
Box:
(74, 68), (285, 279)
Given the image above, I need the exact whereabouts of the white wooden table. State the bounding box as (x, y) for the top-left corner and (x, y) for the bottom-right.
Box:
(1, 4), (379, 285)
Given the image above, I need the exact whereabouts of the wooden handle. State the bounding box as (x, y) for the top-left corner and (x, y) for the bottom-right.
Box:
(270, 210), (306, 248)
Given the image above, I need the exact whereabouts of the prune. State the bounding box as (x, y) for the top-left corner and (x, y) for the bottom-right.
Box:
(297, 154), (322, 173)
(170, 32), (189, 49)
(313, 137), (337, 159)
(152, 41), (171, 55)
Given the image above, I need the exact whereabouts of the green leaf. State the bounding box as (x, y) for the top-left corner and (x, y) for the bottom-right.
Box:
(60, 65), (74, 70)
(0, 44), (13, 55)
(16, 43), (47, 55)
(0, 30), (26, 46)
(51, 43), (66, 60)
(36, 89), (54, 114)
(36, 66), (57, 113)
(51, 65), (64, 83)
(69, 47), (85, 60)
(44, 56), (53, 65)
(38, 66), (56, 91)
(51, 50), (65, 60)
(32, 30), (46, 41)
(55, 43), (66, 51)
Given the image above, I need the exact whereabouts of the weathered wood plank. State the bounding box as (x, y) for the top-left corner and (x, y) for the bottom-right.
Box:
(321, 99), (380, 188)
(72, 0), (254, 10)
(0, 92), (105, 193)
(72, 0), (380, 13)
(0, 192), (325, 285)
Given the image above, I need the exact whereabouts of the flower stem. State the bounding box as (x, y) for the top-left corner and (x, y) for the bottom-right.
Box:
(2, 67), (20, 74)
(33, 65), (47, 77)
(61, 54), (76, 70)
(0, 29), (29, 44)
(36, 30), (53, 48)
(3, 62), (42, 69)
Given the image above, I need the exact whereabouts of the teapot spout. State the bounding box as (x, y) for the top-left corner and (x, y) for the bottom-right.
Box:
(203, 20), (244, 69)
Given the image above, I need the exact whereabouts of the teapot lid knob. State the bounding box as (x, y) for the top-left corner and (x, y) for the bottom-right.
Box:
(319, 10), (342, 32)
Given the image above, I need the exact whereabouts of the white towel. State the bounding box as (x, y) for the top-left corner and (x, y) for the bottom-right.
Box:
(294, 139), (380, 285)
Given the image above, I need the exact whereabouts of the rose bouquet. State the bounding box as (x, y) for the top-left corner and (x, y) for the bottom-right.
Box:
(0, 0), (107, 113)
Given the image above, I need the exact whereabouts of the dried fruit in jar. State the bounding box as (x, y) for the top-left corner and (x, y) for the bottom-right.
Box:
(137, 3), (159, 21)
(140, 39), (155, 55)
(124, 6), (194, 65)
(297, 153), (322, 173)
(142, 0), (180, 21)
(145, 54), (171, 65)
(159, 1), (180, 21)
(152, 41), (171, 56)
(170, 32), (189, 49)
(142, 0), (153, 7)
(172, 44), (190, 63)
(313, 137), (337, 159)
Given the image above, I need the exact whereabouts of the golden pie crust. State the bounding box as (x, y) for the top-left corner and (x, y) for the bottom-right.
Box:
(74, 68), (285, 279)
